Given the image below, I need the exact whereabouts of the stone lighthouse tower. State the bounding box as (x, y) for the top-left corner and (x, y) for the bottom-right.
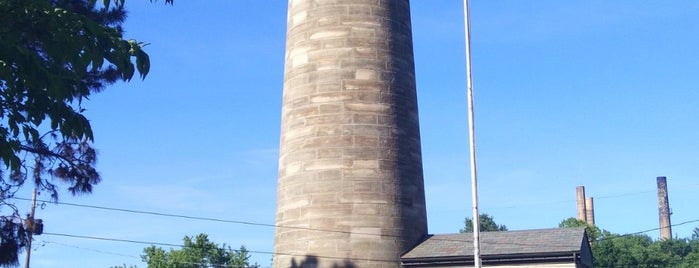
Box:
(274, 0), (428, 267)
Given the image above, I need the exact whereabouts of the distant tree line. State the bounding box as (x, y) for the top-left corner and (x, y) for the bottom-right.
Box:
(464, 214), (699, 267)
(559, 217), (699, 268)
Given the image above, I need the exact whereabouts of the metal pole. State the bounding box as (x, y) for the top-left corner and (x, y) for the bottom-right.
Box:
(24, 188), (37, 268)
(463, 0), (481, 267)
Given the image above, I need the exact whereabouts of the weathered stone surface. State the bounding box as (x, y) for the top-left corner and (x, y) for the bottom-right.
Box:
(274, 1), (427, 267)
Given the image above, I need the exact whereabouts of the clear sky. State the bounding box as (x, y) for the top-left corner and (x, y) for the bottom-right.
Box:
(11, 1), (699, 267)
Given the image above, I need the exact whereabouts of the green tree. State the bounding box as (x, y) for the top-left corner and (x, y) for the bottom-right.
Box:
(592, 234), (693, 267)
(0, 0), (170, 265)
(141, 234), (259, 268)
(680, 239), (699, 268)
(460, 213), (507, 233)
(558, 217), (602, 242)
(558, 218), (699, 267)
(652, 238), (690, 266)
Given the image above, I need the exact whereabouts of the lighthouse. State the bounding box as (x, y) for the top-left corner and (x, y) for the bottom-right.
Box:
(273, 0), (428, 267)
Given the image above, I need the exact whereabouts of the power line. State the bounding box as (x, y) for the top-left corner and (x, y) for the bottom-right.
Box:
(43, 230), (583, 264)
(8, 197), (590, 249)
(11, 196), (698, 248)
(41, 228), (594, 257)
(41, 239), (269, 268)
(596, 190), (656, 199)
(11, 186), (664, 222)
(42, 217), (699, 268)
(23, 192), (697, 265)
(9, 196), (411, 240)
(483, 189), (660, 210)
(9, 193), (699, 258)
(43, 232), (400, 265)
(40, 239), (140, 259)
(596, 218), (699, 242)
(44, 232), (183, 248)
(11, 196), (277, 228)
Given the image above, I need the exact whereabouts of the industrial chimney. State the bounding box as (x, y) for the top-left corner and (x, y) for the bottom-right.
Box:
(576, 186), (587, 222)
(657, 176), (672, 240)
(585, 197), (595, 226)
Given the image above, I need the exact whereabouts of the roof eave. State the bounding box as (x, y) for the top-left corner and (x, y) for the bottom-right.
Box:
(402, 250), (582, 267)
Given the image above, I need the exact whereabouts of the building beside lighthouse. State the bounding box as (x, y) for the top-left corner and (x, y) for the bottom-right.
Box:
(401, 228), (593, 268)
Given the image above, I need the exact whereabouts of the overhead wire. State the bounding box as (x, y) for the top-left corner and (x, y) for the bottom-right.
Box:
(43, 229), (584, 253)
(9, 194), (699, 265)
(483, 188), (660, 211)
(40, 239), (140, 259)
(40, 217), (699, 267)
(9, 196), (385, 239)
(41, 239), (269, 268)
(10, 195), (699, 247)
(7, 196), (597, 248)
(11, 195), (599, 260)
(595, 189), (657, 199)
(10, 186), (666, 223)
(596, 218), (699, 242)
(10, 196), (277, 228)
(42, 231), (400, 265)
(43, 232), (597, 266)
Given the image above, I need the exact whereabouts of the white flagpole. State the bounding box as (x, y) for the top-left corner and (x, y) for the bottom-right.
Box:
(463, 0), (482, 267)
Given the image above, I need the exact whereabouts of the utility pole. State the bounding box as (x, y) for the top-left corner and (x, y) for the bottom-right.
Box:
(24, 188), (38, 268)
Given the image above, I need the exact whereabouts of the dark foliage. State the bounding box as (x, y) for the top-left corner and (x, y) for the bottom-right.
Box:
(0, 0), (155, 265)
(559, 218), (699, 267)
(0, 218), (26, 267)
(460, 213), (508, 233)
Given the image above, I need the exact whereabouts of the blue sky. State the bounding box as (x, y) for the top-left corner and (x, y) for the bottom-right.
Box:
(11, 1), (699, 267)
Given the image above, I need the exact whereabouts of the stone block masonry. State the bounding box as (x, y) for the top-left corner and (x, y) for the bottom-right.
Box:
(273, 0), (428, 267)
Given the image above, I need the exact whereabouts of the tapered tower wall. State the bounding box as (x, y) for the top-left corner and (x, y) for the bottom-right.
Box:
(274, 0), (428, 267)
(576, 186), (586, 221)
(585, 197), (595, 226)
(657, 176), (672, 240)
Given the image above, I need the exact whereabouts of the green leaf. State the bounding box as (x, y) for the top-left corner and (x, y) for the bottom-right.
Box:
(136, 49), (150, 80)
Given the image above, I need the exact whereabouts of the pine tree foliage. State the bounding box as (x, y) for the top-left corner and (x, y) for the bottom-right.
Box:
(460, 213), (508, 233)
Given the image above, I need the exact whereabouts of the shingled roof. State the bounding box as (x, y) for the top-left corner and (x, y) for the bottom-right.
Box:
(402, 227), (591, 267)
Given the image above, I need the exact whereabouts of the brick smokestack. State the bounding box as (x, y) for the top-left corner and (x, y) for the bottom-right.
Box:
(585, 197), (595, 226)
(576, 186), (587, 222)
(657, 176), (672, 240)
